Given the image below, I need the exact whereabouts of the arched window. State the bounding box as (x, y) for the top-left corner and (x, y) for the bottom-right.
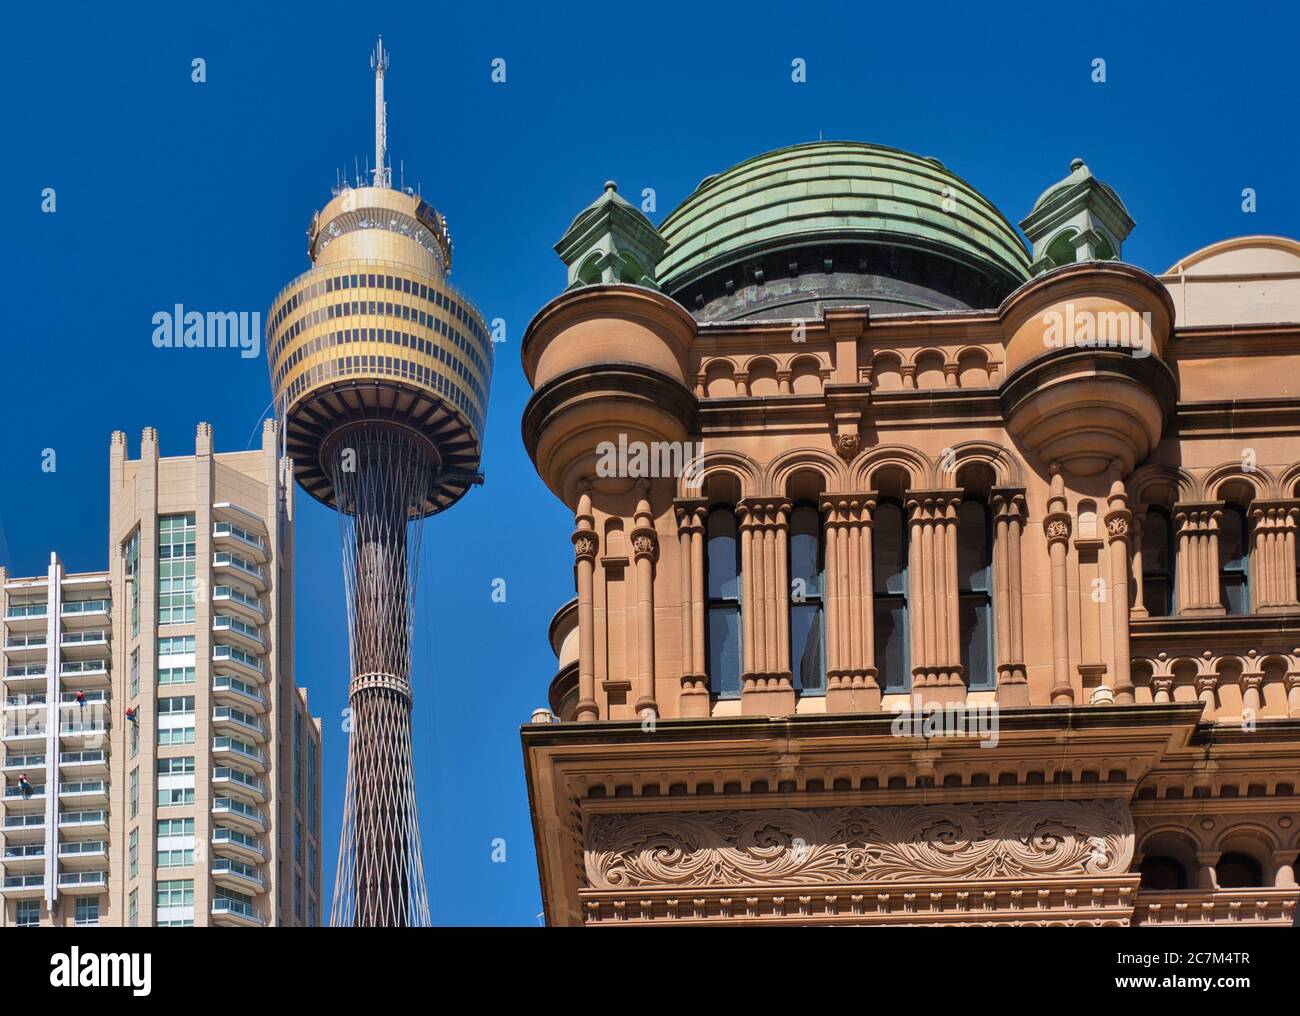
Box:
(1219, 505), (1250, 614)
(706, 507), (742, 698)
(1216, 851), (1264, 889)
(872, 501), (909, 692)
(957, 499), (994, 691)
(1138, 856), (1187, 890)
(1141, 507), (1175, 616)
(788, 504), (825, 694)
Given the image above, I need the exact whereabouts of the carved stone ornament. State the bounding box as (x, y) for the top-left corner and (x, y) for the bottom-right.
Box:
(1045, 519), (1070, 540)
(834, 432), (860, 462)
(1106, 516), (1130, 537)
(585, 800), (1133, 888)
(572, 535), (597, 560)
(632, 533), (657, 556)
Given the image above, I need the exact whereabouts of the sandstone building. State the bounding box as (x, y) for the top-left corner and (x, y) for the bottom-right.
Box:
(520, 143), (1300, 926)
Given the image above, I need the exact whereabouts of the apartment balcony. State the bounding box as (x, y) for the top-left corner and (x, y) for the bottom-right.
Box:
(3, 635), (47, 660)
(2, 723), (47, 748)
(212, 857), (266, 893)
(57, 839), (108, 868)
(3, 603), (48, 632)
(58, 749), (108, 777)
(59, 690), (108, 709)
(60, 659), (110, 688)
(212, 676), (266, 714)
(211, 897), (264, 927)
(58, 810), (108, 836)
(60, 629), (109, 658)
(212, 522), (268, 563)
(211, 826), (266, 864)
(3, 665), (48, 691)
(211, 645), (264, 682)
(2, 813), (47, 841)
(2, 783), (47, 812)
(211, 766), (267, 804)
(59, 719), (109, 745)
(211, 797), (266, 834)
(212, 613), (265, 653)
(0, 873), (46, 898)
(60, 598), (111, 628)
(58, 779), (107, 807)
(212, 708), (266, 744)
(57, 870), (108, 895)
(212, 736), (266, 772)
(2, 842), (46, 872)
(212, 584), (266, 624)
(1, 751), (44, 771)
(213, 552), (266, 591)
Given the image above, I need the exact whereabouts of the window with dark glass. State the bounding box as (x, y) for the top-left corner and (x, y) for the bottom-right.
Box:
(1219, 505), (1250, 614)
(706, 507), (743, 698)
(788, 504), (825, 694)
(957, 499), (994, 691)
(872, 502), (910, 692)
(1140, 507), (1174, 616)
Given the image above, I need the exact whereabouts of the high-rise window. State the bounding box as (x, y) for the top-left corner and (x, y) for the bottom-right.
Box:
(157, 756), (196, 806)
(129, 828), (138, 878)
(294, 710), (303, 809)
(788, 504), (825, 694)
(1220, 504), (1250, 614)
(16, 900), (40, 927)
(1141, 507), (1175, 616)
(156, 879), (195, 925)
(130, 647), (140, 697)
(872, 501), (910, 692)
(957, 499), (994, 691)
(124, 528), (140, 638)
(158, 514), (197, 624)
(75, 897), (100, 926)
(128, 889), (138, 927)
(129, 767), (139, 818)
(705, 507), (743, 698)
(157, 696), (196, 746)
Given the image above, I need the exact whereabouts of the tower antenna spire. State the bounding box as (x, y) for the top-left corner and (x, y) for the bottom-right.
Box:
(370, 36), (391, 189)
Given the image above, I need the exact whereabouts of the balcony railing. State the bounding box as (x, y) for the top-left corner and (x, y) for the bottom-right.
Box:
(4, 604), (47, 619)
(213, 737), (264, 764)
(212, 676), (265, 707)
(4, 694), (46, 707)
(211, 897), (263, 923)
(3, 753), (45, 769)
(58, 871), (107, 888)
(5, 665), (47, 678)
(4, 635), (46, 649)
(59, 840), (107, 858)
(212, 585), (265, 616)
(58, 810), (106, 827)
(3, 815), (46, 830)
(61, 660), (108, 675)
(213, 614), (265, 645)
(4, 844), (45, 861)
(211, 828), (264, 856)
(60, 630), (107, 646)
(212, 797), (264, 824)
(59, 779), (106, 796)
(213, 859), (265, 886)
(3, 784), (46, 799)
(213, 766), (264, 795)
(213, 553), (264, 582)
(60, 749), (106, 766)
(59, 691), (108, 706)
(212, 645), (264, 674)
(213, 522), (265, 552)
(61, 599), (109, 616)
(2, 874), (45, 890)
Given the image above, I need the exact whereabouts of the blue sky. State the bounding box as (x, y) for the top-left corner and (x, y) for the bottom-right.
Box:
(3, 0), (1297, 924)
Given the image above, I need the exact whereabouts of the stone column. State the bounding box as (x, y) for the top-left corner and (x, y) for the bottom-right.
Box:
(991, 488), (1028, 706)
(1195, 851), (1220, 890)
(1249, 500), (1300, 611)
(571, 487), (599, 721)
(906, 490), (964, 705)
(1174, 503), (1226, 615)
(631, 486), (658, 718)
(821, 495), (880, 712)
(1045, 468), (1074, 705)
(1287, 666), (1300, 719)
(738, 497), (794, 714)
(1104, 475), (1135, 705)
(674, 499), (709, 716)
(1152, 677), (1173, 704)
(1130, 511), (1148, 618)
(1196, 675), (1218, 721)
(1271, 851), (1298, 888)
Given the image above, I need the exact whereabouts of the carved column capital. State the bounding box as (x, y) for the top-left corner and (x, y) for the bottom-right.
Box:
(1044, 513), (1072, 545)
(572, 531), (598, 561)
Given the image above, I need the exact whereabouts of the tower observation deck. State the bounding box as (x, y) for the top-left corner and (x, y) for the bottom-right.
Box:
(266, 37), (493, 927)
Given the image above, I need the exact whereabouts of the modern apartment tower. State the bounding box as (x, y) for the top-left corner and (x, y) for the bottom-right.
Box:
(266, 39), (493, 926)
(0, 422), (323, 927)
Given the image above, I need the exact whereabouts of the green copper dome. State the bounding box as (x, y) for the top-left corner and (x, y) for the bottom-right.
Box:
(655, 142), (1031, 320)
